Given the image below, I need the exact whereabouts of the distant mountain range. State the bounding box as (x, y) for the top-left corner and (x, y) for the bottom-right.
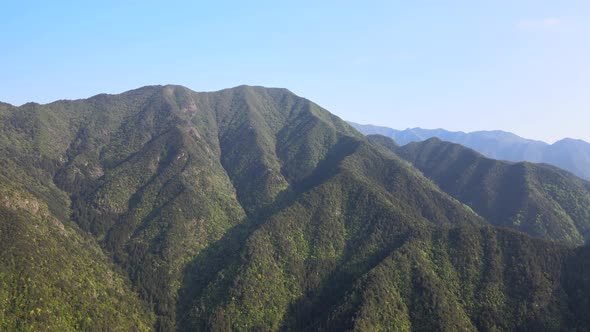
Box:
(349, 122), (590, 180)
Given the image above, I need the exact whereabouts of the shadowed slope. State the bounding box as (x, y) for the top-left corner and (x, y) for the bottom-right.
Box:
(391, 137), (590, 246)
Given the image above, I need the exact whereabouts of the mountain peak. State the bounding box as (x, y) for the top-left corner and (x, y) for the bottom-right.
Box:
(553, 137), (590, 146)
(423, 136), (443, 143)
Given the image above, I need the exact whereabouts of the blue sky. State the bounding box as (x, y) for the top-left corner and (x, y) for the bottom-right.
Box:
(1, 1), (589, 143)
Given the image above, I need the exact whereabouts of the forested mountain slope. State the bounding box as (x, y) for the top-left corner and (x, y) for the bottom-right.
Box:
(0, 86), (589, 331)
(385, 136), (590, 246)
(0, 178), (154, 330)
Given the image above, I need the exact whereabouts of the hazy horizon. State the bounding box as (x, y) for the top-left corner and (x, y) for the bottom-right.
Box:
(1, 1), (589, 143)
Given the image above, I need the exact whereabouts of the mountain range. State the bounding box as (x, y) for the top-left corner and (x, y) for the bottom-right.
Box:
(369, 135), (590, 246)
(349, 122), (590, 180)
(1, 85), (589, 331)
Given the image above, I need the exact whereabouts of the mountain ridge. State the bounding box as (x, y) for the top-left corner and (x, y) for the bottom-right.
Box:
(350, 122), (590, 180)
(1, 85), (590, 330)
(370, 135), (590, 246)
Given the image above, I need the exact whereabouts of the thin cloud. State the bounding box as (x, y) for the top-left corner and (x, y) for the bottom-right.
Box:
(543, 18), (562, 26)
(517, 17), (563, 29)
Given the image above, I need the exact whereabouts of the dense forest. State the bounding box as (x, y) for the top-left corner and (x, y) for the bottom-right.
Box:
(374, 135), (590, 247)
(0, 85), (589, 331)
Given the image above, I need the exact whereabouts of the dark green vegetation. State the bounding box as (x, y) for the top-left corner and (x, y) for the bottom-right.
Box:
(0, 86), (589, 331)
(0, 179), (154, 330)
(390, 137), (590, 247)
(351, 122), (590, 180)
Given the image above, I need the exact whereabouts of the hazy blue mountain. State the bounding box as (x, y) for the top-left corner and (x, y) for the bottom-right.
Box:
(350, 122), (590, 180)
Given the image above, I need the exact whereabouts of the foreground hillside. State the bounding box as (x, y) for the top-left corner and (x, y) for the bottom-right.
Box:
(0, 86), (589, 331)
(351, 122), (590, 180)
(0, 178), (153, 330)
